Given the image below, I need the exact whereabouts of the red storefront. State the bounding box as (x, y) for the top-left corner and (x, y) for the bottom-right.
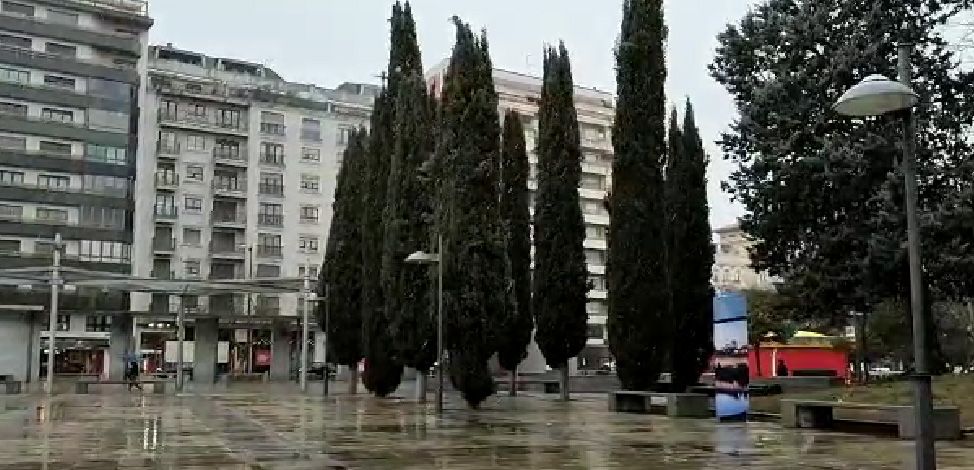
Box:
(749, 342), (850, 380)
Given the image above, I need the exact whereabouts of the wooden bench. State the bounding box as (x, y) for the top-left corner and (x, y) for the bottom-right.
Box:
(780, 399), (961, 440)
(75, 379), (168, 395)
(609, 391), (710, 418)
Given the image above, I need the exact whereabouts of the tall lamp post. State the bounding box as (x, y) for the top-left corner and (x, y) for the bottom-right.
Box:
(44, 233), (63, 394)
(834, 44), (934, 470)
(404, 234), (443, 413)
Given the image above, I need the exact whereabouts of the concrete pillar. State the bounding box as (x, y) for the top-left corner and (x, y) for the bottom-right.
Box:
(270, 319), (291, 382)
(193, 318), (219, 384)
(28, 312), (40, 384)
(108, 313), (133, 380)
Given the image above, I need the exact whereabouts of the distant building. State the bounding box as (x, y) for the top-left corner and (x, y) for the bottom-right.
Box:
(712, 223), (779, 292)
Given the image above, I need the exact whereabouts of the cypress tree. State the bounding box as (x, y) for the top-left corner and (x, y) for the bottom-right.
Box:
(533, 43), (589, 401)
(497, 110), (533, 395)
(436, 17), (506, 408)
(320, 128), (367, 394)
(607, 0), (669, 391)
(666, 101), (714, 391)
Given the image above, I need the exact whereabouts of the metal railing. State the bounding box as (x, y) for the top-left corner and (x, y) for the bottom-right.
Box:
(258, 184), (284, 196)
(210, 241), (245, 255)
(256, 245), (282, 258)
(259, 123), (286, 136)
(212, 180), (247, 194)
(0, 179), (129, 197)
(258, 214), (283, 227)
(157, 140), (181, 156)
(212, 210), (246, 225)
(259, 154), (285, 167)
(158, 109), (247, 132)
(154, 173), (178, 188)
(213, 147), (245, 163)
(154, 207), (177, 219)
(0, 44), (135, 71)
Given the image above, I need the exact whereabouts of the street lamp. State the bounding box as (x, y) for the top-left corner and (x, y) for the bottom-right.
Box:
(834, 45), (933, 470)
(404, 235), (443, 413)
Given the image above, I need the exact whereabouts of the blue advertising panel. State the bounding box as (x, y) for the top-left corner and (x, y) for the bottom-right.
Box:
(713, 291), (749, 422)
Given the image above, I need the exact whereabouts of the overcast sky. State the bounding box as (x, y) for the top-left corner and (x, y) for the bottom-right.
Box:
(148, 0), (754, 228)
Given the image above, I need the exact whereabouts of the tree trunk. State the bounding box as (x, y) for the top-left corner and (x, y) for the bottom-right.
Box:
(416, 370), (427, 402)
(559, 365), (569, 401)
(348, 366), (358, 394)
(509, 367), (517, 397)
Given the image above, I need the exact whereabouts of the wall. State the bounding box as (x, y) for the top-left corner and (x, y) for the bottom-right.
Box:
(749, 346), (849, 380)
(0, 312), (35, 381)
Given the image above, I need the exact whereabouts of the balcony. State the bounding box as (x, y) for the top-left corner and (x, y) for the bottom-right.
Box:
(154, 206), (177, 221)
(157, 140), (181, 159)
(0, 179), (130, 199)
(210, 241), (246, 259)
(154, 173), (178, 190)
(212, 179), (247, 198)
(152, 237), (175, 253)
(212, 209), (246, 227)
(150, 269), (173, 280)
(260, 122), (286, 137)
(258, 214), (283, 227)
(209, 267), (243, 280)
(258, 184), (284, 197)
(158, 109), (248, 136)
(213, 147), (247, 167)
(256, 245), (282, 259)
(259, 154), (285, 168)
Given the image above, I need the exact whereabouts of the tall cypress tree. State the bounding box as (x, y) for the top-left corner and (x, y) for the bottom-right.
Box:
(607, 0), (669, 391)
(533, 43), (589, 401)
(320, 128), (366, 394)
(666, 101), (714, 391)
(497, 110), (533, 395)
(436, 17), (506, 408)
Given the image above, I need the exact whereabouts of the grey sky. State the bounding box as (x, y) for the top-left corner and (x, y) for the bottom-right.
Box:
(148, 0), (752, 228)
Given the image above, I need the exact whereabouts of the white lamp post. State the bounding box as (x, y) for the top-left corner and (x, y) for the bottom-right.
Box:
(834, 45), (933, 470)
(404, 235), (443, 413)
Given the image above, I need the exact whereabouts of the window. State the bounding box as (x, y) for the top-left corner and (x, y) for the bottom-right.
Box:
(587, 324), (605, 340)
(0, 34), (30, 49)
(158, 131), (178, 153)
(214, 139), (240, 160)
(37, 207), (68, 222)
(160, 100), (178, 120)
(583, 200), (606, 216)
(47, 9), (78, 25)
(259, 172), (283, 195)
(80, 206), (125, 228)
(0, 169), (24, 184)
(88, 109), (127, 131)
(259, 142), (284, 165)
(2, 1), (34, 17)
(300, 174), (320, 193)
(189, 103), (206, 118)
(45, 42), (77, 58)
(44, 75), (75, 90)
(0, 204), (22, 219)
(38, 174), (70, 190)
(82, 175), (128, 196)
(184, 196), (202, 213)
(298, 265), (319, 279)
(587, 302), (608, 316)
(336, 127), (353, 144)
(584, 249), (605, 266)
(41, 107), (73, 123)
(0, 135), (24, 150)
(298, 236), (319, 253)
(88, 78), (130, 101)
(588, 275), (606, 291)
(585, 225), (607, 239)
(300, 118), (321, 141)
(186, 134), (206, 151)
(0, 66), (28, 84)
(258, 233), (282, 257)
(186, 165), (204, 182)
(218, 109), (240, 129)
(256, 264), (281, 278)
(155, 193), (175, 215)
(0, 101), (26, 116)
(85, 315), (111, 332)
(299, 205), (319, 223)
(86, 144), (125, 165)
(258, 203), (283, 226)
(580, 173), (606, 191)
(0, 239), (19, 253)
(184, 260), (201, 277)
(260, 111), (286, 135)
(51, 314), (69, 332)
(183, 228), (201, 246)
(301, 147), (320, 162)
(213, 171), (243, 192)
(40, 141), (72, 156)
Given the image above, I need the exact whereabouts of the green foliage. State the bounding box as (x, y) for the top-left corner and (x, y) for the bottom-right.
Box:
(320, 129), (366, 368)
(607, 0), (669, 391)
(665, 101), (714, 390)
(496, 110), (534, 371)
(436, 17), (506, 407)
(532, 43), (589, 371)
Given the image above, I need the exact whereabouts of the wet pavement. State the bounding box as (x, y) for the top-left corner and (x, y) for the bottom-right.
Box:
(1, 384), (973, 469)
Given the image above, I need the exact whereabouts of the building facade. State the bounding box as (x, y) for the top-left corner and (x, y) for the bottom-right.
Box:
(713, 223), (779, 292)
(428, 62), (616, 373)
(132, 44), (377, 376)
(0, 0), (151, 383)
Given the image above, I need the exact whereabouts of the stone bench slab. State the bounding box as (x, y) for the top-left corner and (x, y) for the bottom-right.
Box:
(780, 399), (961, 440)
(610, 391), (710, 418)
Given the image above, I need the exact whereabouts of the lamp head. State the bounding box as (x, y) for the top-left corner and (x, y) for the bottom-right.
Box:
(834, 74), (918, 117)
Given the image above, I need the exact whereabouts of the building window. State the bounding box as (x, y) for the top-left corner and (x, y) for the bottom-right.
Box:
(183, 228), (201, 246)
(588, 275), (606, 291)
(587, 324), (605, 340)
(260, 111), (286, 135)
(259, 173), (283, 195)
(86, 144), (125, 165)
(258, 202), (283, 226)
(184, 196), (202, 213)
(256, 264), (281, 278)
(85, 315), (111, 333)
(43, 75), (75, 90)
(51, 314), (69, 332)
(580, 173), (606, 191)
(298, 265), (319, 280)
(37, 207), (68, 223)
(300, 174), (320, 193)
(258, 233), (282, 257)
(155, 193), (175, 215)
(38, 174), (70, 190)
(81, 175), (128, 196)
(189, 103), (206, 119)
(40, 141), (72, 155)
(0, 34), (30, 50)
(0, 169), (24, 184)
(300, 118), (321, 141)
(47, 9), (78, 25)
(45, 42), (77, 58)
(582, 200), (606, 216)
(336, 127), (353, 145)
(0, 135), (24, 150)
(0, 204), (22, 219)
(0, 238), (19, 253)
(0, 101), (26, 116)
(80, 206), (125, 228)
(160, 100), (177, 120)
(301, 147), (320, 162)
(186, 165), (204, 182)
(218, 109), (240, 129)
(299, 205), (319, 224)
(259, 142), (284, 165)
(41, 107), (73, 123)
(298, 236), (319, 253)
(184, 260), (201, 277)
(585, 225), (607, 239)
(0, 66), (27, 84)
(186, 134), (206, 151)
(214, 139), (240, 160)
(2, 1), (34, 17)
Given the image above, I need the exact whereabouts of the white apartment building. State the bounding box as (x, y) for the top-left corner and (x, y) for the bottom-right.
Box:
(713, 223), (780, 292)
(132, 44), (377, 374)
(428, 62), (616, 373)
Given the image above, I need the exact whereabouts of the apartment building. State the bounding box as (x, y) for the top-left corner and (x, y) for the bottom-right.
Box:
(713, 223), (780, 292)
(428, 62), (615, 373)
(0, 0), (150, 383)
(132, 44), (376, 373)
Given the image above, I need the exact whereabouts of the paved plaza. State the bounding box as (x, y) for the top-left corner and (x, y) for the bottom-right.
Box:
(1, 385), (973, 469)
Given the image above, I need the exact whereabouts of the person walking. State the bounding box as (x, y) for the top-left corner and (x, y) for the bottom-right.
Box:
(124, 351), (143, 392)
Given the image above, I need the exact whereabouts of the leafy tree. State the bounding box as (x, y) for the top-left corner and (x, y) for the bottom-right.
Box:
(435, 17), (506, 408)
(607, 0), (669, 391)
(321, 128), (367, 394)
(496, 109), (533, 395)
(533, 43), (589, 401)
(665, 101), (714, 390)
(710, 0), (974, 369)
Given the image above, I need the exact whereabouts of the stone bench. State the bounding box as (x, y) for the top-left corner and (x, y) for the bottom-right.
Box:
(220, 372), (269, 384)
(609, 391), (710, 418)
(75, 379), (168, 395)
(780, 399), (961, 440)
(1, 380), (21, 394)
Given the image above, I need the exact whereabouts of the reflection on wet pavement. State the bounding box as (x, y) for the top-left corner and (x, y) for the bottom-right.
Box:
(0, 385), (973, 469)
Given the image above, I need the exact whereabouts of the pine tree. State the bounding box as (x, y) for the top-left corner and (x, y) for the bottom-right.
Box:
(666, 101), (714, 391)
(497, 110), (533, 395)
(533, 43), (589, 401)
(320, 128), (367, 394)
(607, 0), (669, 391)
(436, 17), (506, 408)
